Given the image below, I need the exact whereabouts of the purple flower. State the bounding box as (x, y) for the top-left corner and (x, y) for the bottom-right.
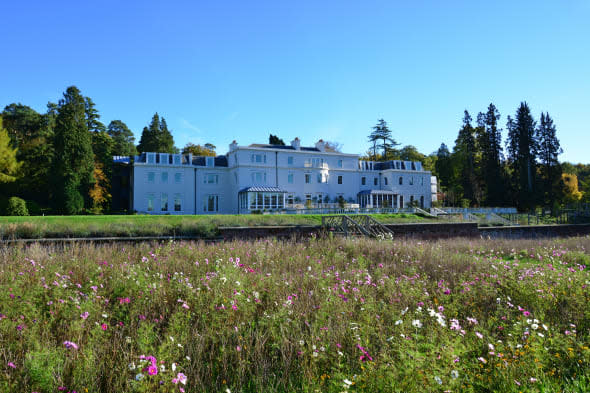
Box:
(63, 341), (78, 350)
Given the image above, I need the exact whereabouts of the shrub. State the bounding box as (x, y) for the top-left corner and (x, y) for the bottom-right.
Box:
(7, 196), (28, 216)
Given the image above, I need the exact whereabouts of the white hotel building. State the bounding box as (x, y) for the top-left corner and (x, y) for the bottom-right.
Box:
(124, 138), (436, 215)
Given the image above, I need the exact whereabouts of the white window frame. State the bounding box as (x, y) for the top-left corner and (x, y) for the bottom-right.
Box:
(161, 193), (168, 211)
(204, 174), (219, 184)
(174, 193), (182, 212)
(175, 173), (182, 184)
(161, 172), (168, 184)
(147, 172), (155, 183)
(147, 193), (155, 212)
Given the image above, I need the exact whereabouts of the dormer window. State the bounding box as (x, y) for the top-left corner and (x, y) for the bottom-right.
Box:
(173, 155), (181, 165)
(206, 157), (215, 167)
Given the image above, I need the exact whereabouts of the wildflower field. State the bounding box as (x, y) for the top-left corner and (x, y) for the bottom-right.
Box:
(1, 236), (589, 392)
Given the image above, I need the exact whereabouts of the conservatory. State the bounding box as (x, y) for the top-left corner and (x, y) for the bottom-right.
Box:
(238, 186), (287, 213)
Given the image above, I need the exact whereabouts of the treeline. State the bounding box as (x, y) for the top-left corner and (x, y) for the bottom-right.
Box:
(0, 85), (216, 215)
(366, 103), (586, 211)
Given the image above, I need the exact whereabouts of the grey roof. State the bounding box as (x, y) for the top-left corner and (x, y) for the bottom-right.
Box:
(239, 186), (288, 193)
(357, 189), (397, 195)
(191, 156), (228, 167)
(248, 143), (320, 152)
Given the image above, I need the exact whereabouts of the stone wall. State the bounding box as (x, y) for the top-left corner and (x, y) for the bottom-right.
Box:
(219, 223), (590, 241)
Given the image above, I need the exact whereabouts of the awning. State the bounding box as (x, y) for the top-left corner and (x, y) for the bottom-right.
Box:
(357, 190), (397, 195)
(239, 186), (288, 193)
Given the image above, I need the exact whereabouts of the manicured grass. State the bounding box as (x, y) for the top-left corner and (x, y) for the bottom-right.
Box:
(0, 213), (431, 239)
(0, 236), (589, 392)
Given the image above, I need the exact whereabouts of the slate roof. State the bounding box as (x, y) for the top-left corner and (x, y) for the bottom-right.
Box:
(248, 143), (321, 152)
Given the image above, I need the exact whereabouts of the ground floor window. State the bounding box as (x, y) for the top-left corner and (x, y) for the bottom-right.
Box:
(174, 193), (182, 211)
(204, 195), (218, 212)
(147, 193), (154, 212)
(287, 194), (294, 205)
(161, 193), (168, 211)
(241, 192), (284, 211)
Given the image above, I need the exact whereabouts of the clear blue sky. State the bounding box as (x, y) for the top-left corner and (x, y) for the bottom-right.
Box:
(1, 1), (589, 162)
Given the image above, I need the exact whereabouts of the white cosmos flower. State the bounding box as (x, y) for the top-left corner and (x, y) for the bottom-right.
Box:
(451, 370), (459, 379)
(343, 379), (353, 386)
(412, 319), (422, 328)
(395, 320), (403, 325)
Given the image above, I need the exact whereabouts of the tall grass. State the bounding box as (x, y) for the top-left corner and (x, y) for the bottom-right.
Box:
(0, 213), (429, 239)
(1, 236), (589, 392)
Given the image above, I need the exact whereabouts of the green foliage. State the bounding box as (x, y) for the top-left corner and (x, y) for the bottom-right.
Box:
(368, 119), (399, 161)
(52, 86), (95, 214)
(268, 134), (285, 145)
(1, 104), (55, 205)
(506, 102), (538, 210)
(24, 348), (64, 393)
(6, 196), (28, 216)
(182, 142), (216, 156)
(107, 120), (137, 156)
(137, 113), (177, 154)
(0, 117), (22, 184)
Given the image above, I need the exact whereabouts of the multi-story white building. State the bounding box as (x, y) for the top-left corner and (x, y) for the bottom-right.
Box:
(123, 138), (436, 214)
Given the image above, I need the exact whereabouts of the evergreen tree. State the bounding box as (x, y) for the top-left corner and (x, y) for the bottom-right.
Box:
(435, 143), (453, 189)
(453, 111), (479, 205)
(84, 97), (106, 133)
(52, 86), (94, 214)
(107, 120), (137, 156)
(537, 112), (563, 207)
(369, 119), (399, 160)
(159, 117), (177, 153)
(506, 102), (538, 210)
(269, 134), (286, 145)
(137, 113), (177, 153)
(1, 104), (55, 204)
(477, 103), (506, 206)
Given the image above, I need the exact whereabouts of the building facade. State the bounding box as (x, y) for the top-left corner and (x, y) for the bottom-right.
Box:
(126, 138), (436, 214)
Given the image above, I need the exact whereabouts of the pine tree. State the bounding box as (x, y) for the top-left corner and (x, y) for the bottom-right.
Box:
(137, 113), (177, 153)
(84, 97), (106, 133)
(159, 117), (177, 153)
(107, 120), (137, 156)
(453, 111), (479, 205)
(369, 119), (399, 160)
(435, 143), (452, 189)
(506, 102), (538, 210)
(269, 134), (286, 145)
(52, 86), (95, 214)
(537, 112), (562, 207)
(477, 103), (506, 206)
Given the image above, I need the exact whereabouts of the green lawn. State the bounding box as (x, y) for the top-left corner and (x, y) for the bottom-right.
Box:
(0, 213), (432, 239)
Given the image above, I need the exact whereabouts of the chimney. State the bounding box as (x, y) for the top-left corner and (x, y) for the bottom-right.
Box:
(229, 140), (238, 152)
(315, 139), (325, 152)
(291, 137), (301, 150)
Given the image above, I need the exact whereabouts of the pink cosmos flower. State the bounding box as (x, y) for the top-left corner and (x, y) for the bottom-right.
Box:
(8, 362), (16, 368)
(101, 323), (108, 331)
(80, 312), (89, 320)
(148, 365), (158, 375)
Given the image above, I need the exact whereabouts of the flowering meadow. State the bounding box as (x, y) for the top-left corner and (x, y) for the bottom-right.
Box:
(1, 236), (589, 392)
